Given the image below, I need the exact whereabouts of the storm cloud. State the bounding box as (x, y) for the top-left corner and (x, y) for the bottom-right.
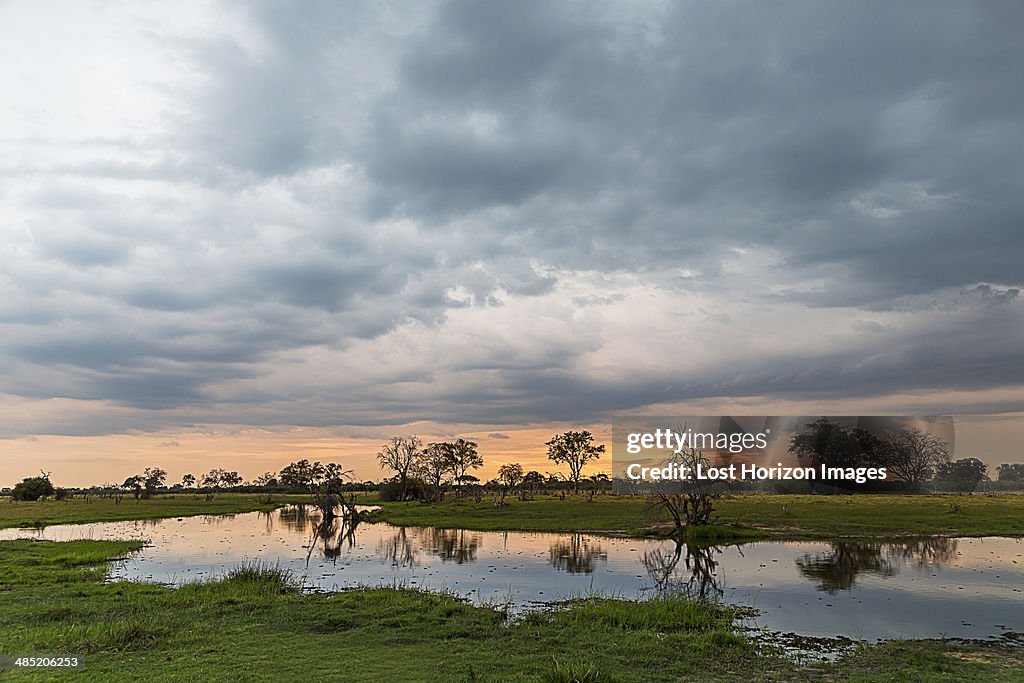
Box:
(1, 0), (1022, 438)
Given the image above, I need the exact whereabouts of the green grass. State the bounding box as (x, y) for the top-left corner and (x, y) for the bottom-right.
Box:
(0, 493), (313, 529)
(1, 540), (1021, 681)
(5, 492), (1022, 540)
(369, 493), (1024, 539)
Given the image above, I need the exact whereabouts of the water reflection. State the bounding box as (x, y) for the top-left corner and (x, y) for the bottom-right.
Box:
(420, 528), (481, 564)
(311, 517), (359, 561)
(641, 540), (723, 600)
(1, 512), (1020, 641)
(378, 527), (483, 567)
(278, 504), (317, 532)
(796, 539), (958, 594)
(549, 534), (607, 574)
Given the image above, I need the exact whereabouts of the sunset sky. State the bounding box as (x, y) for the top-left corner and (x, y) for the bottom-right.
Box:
(1, 1), (1022, 487)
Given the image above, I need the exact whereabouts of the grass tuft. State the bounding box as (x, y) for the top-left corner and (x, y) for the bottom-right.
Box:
(540, 659), (618, 683)
(220, 559), (301, 594)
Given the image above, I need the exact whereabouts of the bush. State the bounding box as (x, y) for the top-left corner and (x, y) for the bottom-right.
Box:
(12, 476), (55, 501)
(378, 478), (427, 502)
(53, 487), (72, 500)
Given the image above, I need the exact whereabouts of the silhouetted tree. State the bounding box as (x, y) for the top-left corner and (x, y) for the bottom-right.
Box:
(416, 442), (454, 501)
(142, 467), (167, 498)
(122, 475), (144, 499)
(647, 446), (717, 533)
(377, 436), (422, 501)
(445, 438), (483, 496)
(997, 463), (1024, 482)
(934, 458), (987, 493)
(882, 426), (951, 492)
(789, 419), (884, 470)
(219, 470), (242, 487)
(546, 430), (605, 493)
(12, 473), (55, 501)
(252, 472), (277, 487)
(279, 459), (325, 489)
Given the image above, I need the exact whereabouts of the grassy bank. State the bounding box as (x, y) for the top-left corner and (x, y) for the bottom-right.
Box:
(369, 493), (1024, 539)
(4, 492), (1023, 540)
(0, 493), (312, 529)
(1, 539), (1021, 682)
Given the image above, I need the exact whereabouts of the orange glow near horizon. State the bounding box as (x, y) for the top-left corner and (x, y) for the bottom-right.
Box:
(3, 412), (1022, 490)
(0, 423), (613, 488)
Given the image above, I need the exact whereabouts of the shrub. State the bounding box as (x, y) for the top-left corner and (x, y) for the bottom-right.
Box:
(12, 476), (55, 501)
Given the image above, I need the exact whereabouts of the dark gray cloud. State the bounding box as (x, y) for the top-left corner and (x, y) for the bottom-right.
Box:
(0, 0), (1022, 437)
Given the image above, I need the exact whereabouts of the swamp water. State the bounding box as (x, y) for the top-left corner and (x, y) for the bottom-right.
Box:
(3, 505), (1022, 641)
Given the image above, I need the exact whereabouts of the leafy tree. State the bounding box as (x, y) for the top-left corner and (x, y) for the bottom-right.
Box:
(122, 474), (145, 499)
(497, 462), (524, 504)
(417, 443), (455, 501)
(180, 473), (196, 488)
(322, 463), (347, 485)
(882, 427), (951, 492)
(252, 472), (278, 487)
(522, 470), (545, 494)
(934, 458), (987, 493)
(788, 419), (884, 470)
(546, 431), (605, 492)
(497, 462), (524, 489)
(445, 438), (483, 495)
(12, 474), (55, 501)
(142, 467), (167, 498)
(377, 436), (422, 501)
(201, 469), (227, 488)
(219, 470), (243, 488)
(279, 459), (325, 490)
(996, 463), (1024, 482)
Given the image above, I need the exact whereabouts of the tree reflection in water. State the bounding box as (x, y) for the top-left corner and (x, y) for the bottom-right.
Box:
(640, 540), (723, 600)
(420, 528), (481, 564)
(548, 534), (608, 574)
(278, 504), (317, 533)
(379, 527), (416, 567)
(796, 539), (959, 594)
(297, 510), (358, 564)
(378, 528), (483, 567)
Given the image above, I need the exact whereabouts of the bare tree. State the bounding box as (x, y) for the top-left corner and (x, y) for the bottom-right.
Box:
(377, 436), (422, 501)
(546, 430), (605, 493)
(882, 427), (951, 492)
(646, 446), (718, 535)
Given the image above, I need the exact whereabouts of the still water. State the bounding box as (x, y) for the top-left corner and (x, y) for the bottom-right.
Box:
(3, 505), (1022, 641)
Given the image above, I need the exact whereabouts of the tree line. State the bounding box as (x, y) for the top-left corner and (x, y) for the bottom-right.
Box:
(786, 418), (993, 493)
(4, 430), (608, 501)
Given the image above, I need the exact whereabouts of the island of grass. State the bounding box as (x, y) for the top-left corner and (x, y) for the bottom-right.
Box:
(1, 539), (1021, 682)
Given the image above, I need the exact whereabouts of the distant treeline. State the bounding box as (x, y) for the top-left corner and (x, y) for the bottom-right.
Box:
(4, 430), (611, 502)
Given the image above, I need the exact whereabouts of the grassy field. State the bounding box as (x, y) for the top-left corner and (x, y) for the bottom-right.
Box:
(369, 493), (1024, 539)
(1, 539), (1021, 682)
(3, 492), (1023, 540)
(0, 493), (314, 529)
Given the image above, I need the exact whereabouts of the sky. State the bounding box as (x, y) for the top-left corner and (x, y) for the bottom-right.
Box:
(1, 1), (1022, 486)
